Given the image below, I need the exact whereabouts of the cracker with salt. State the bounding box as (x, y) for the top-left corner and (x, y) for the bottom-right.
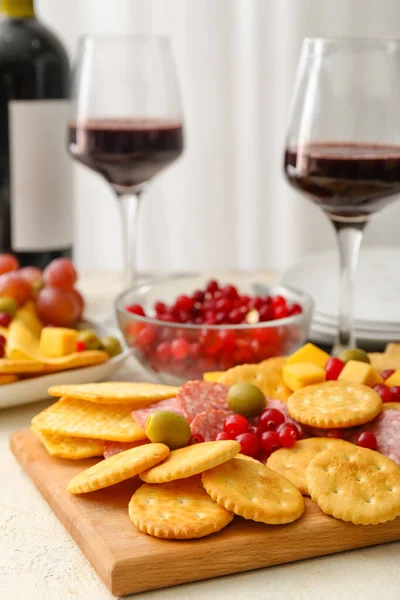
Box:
(219, 364), (291, 402)
(266, 438), (355, 495)
(31, 397), (146, 442)
(202, 456), (304, 524)
(68, 443), (169, 493)
(129, 475), (233, 539)
(31, 425), (104, 460)
(47, 381), (178, 405)
(140, 440), (240, 484)
(306, 445), (400, 525)
(288, 381), (382, 428)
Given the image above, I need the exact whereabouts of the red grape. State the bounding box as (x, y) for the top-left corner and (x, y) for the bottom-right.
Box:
(19, 266), (43, 292)
(0, 254), (19, 275)
(43, 258), (77, 290)
(0, 272), (32, 306)
(68, 288), (85, 321)
(35, 287), (81, 327)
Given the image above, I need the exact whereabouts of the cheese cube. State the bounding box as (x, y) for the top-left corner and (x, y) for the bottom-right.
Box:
(287, 343), (330, 369)
(338, 360), (383, 386)
(39, 327), (77, 358)
(203, 371), (224, 382)
(282, 362), (326, 392)
(385, 369), (400, 387)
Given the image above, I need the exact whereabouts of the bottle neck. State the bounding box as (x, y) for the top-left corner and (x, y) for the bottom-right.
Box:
(1, 0), (35, 18)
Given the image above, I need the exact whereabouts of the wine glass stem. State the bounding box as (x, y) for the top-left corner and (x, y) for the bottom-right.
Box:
(332, 221), (366, 355)
(117, 192), (141, 288)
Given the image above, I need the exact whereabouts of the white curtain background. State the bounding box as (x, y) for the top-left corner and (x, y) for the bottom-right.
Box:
(36, 0), (400, 273)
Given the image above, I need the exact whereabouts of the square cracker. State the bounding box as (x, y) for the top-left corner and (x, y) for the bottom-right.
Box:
(32, 397), (146, 442)
(31, 425), (104, 460)
(47, 381), (179, 404)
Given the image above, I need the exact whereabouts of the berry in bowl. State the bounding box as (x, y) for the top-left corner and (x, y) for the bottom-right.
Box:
(116, 272), (313, 384)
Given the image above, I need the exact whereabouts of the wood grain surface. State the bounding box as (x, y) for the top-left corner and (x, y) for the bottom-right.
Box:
(10, 429), (400, 597)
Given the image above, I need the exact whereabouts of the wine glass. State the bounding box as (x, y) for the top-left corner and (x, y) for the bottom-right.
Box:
(284, 37), (400, 353)
(68, 35), (184, 287)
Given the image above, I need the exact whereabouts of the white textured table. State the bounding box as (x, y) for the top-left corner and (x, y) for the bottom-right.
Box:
(1, 274), (400, 600)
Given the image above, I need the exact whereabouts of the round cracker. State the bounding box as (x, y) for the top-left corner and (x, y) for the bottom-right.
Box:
(139, 440), (240, 484)
(129, 475), (233, 539)
(288, 381), (382, 428)
(68, 443), (169, 494)
(266, 438), (355, 495)
(307, 445), (400, 525)
(219, 364), (291, 403)
(202, 456), (304, 525)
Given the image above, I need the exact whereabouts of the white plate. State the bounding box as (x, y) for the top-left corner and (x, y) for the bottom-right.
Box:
(281, 246), (400, 326)
(0, 322), (130, 410)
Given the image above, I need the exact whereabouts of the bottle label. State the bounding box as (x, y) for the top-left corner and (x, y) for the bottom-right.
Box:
(8, 99), (73, 251)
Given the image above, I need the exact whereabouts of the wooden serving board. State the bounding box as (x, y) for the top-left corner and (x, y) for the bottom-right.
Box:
(10, 430), (400, 597)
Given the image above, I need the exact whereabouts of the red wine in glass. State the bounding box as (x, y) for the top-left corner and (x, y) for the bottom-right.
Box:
(69, 117), (184, 192)
(285, 142), (400, 221)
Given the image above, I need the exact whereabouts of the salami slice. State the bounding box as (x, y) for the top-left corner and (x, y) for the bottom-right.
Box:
(103, 440), (147, 459)
(190, 409), (232, 442)
(131, 397), (184, 429)
(351, 409), (400, 464)
(177, 381), (230, 423)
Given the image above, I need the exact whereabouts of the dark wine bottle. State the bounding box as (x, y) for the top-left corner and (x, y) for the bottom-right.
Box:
(0, 0), (72, 269)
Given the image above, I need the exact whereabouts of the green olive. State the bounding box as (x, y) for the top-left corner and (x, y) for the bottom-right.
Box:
(339, 348), (370, 364)
(0, 296), (17, 317)
(76, 329), (102, 350)
(100, 335), (122, 357)
(145, 410), (191, 450)
(227, 382), (266, 418)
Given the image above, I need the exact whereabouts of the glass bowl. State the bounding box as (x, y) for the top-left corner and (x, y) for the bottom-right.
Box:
(115, 272), (314, 385)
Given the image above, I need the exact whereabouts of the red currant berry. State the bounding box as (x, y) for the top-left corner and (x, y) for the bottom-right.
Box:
(193, 289), (205, 303)
(126, 303), (145, 316)
(190, 433), (205, 444)
(206, 279), (219, 294)
(0, 312), (12, 328)
(278, 425), (297, 448)
(389, 386), (400, 402)
(325, 428), (343, 439)
(260, 430), (281, 454)
(154, 301), (166, 314)
(373, 384), (392, 403)
(355, 431), (377, 451)
(76, 340), (86, 352)
(215, 297), (231, 313)
(381, 369), (395, 381)
(222, 284), (239, 301)
(136, 325), (156, 347)
(188, 342), (201, 358)
(215, 431), (233, 441)
(171, 337), (190, 359)
(259, 408), (285, 431)
(325, 357), (345, 380)
(273, 305), (289, 320)
(174, 294), (194, 312)
(249, 424), (264, 437)
(218, 329), (236, 352)
(223, 414), (249, 437)
(289, 303), (302, 316)
(236, 432), (259, 457)
(276, 422), (301, 440)
(156, 341), (171, 361)
(270, 295), (286, 309)
(258, 305), (274, 321)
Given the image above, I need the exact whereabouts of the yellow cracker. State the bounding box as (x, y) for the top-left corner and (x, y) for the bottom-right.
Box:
(202, 457), (304, 525)
(258, 356), (287, 371)
(266, 438), (355, 495)
(307, 446), (400, 525)
(219, 364), (291, 402)
(129, 475), (233, 539)
(40, 350), (109, 372)
(288, 381), (382, 428)
(368, 352), (400, 373)
(140, 440), (240, 483)
(31, 425), (103, 460)
(385, 343), (400, 355)
(383, 402), (400, 411)
(32, 397), (146, 442)
(0, 374), (17, 385)
(47, 381), (178, 405)
(68, 443), (169, 493)
(0, 358), (44, 374)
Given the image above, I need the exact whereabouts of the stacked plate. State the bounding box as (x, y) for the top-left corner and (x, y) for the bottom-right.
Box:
(281, 246), (400, 349)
